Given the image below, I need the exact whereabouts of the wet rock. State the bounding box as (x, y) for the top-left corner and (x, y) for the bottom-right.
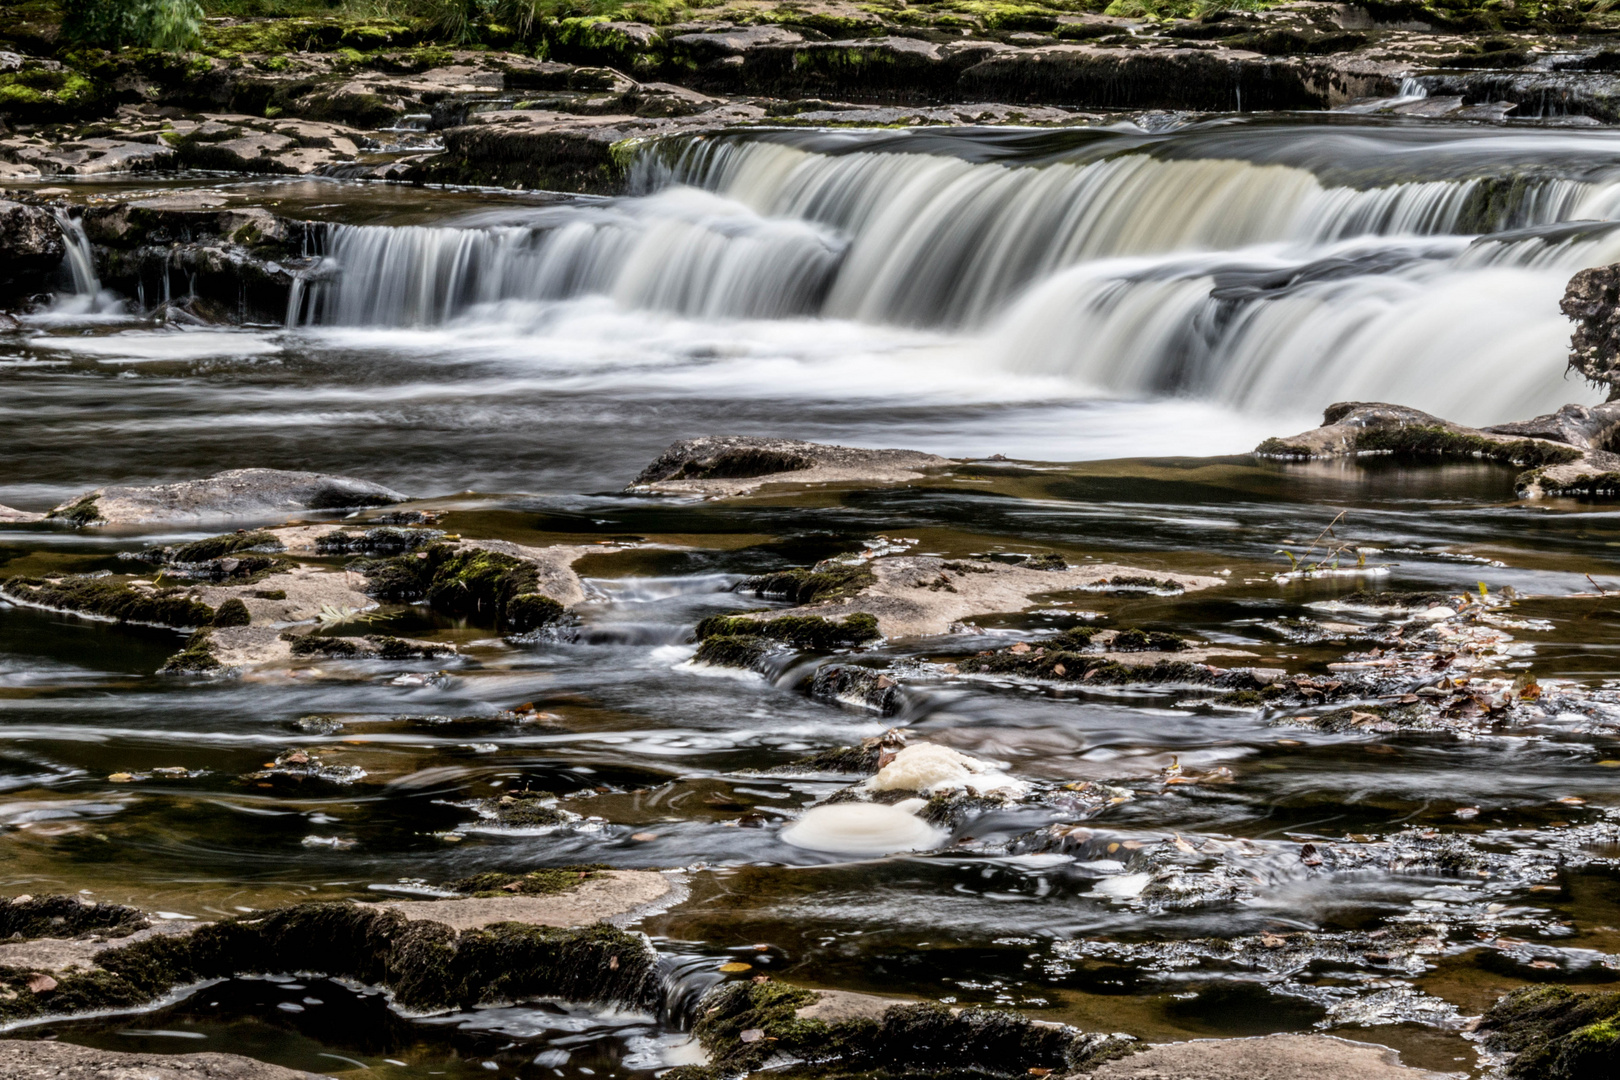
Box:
(724, 552), (1223, 640)
(1477, 984), (1620, 1080)
(1256, 401), (1587, 467)
(769, 729), (909, 775)
(0, 899), (663, 1026)
(0, 200), (64, 289)
(0, 574), (218, 630)
(1565, 262), (1620, 396)
(686, 980), (1137, 1079)
(0, 894), (148, 942)
(0, 504), (44, 523)
(629, 435), (952, 497)
(695, 611), (881, 651)
(377, 870), (674, 932)
(1080, 1032), (1452, 1078)
(464, 790), (580, 829)
(315, 525), (444, 555)
(243, 749), (366, 785)
(46, 469), (406, 526)
(0, 1040), (322, 1080)
(1485, 401), (1620, 450)
(285, 633), (454, 661)
(358, 539), (585, 635)
(808, 663), (902, 715)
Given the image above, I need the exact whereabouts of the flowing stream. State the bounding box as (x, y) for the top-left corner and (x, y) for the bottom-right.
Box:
(5, 116), (1620, 1076)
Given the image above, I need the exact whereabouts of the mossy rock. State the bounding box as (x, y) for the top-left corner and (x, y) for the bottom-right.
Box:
(1480, 985), (1620, 1079)
(0, 895), (149, 941)
(160, 629), (222, 674)
(695, 612), (880, 650)
(210, 597), (251, 627)
(46, 495), (103, 526)
(163, 529), (284, 563)
(740, 562), (875, 604)
(360, 543), (566, 634)
(0, 900), (660, 1026)
(3, 575), (215, 629)
(1356, 425), (1580, 467)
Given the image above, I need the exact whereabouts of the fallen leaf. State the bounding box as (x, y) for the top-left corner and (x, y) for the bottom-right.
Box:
(719, 962), (753, 973)
(26, 975), (56, 994)
(739, 1028), (765, 1043)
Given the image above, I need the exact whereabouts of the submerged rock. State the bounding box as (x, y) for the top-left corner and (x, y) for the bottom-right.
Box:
(629, 435), (952, 497)
(358, 538), (585, 635)
(47, 469), (406, 526)
(1081, 1032), (1451, 1078)
(808, 663), (903, 715)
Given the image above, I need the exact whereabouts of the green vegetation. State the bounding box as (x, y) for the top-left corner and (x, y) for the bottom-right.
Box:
(695, 611), (881, 649)
(62, 0), (203, 51)
(159, 628), (222, 673)
(163, 530), (284, 563)
(360, 543), (567, 634)
(1355, 425), (1582, 467)
(1, 575), (216, 628)
(740, 562), (875, 604)
(0, 895), (148, 941)
(1479, 985), (1620, 1079)
(211, 597), (251, 626)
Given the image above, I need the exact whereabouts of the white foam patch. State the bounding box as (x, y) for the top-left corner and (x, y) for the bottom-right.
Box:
(865, 743), (1027, 797)
(1088, 872), (1153, 901)
(780, 802), (947, 856)
(29, 330), (282, 362)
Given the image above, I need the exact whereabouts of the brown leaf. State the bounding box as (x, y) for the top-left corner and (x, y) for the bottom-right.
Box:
(26, 975), (56, 994)
(739, 1028), (765, 1043)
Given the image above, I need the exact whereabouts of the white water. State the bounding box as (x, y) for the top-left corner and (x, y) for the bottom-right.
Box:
(285, 124), (1620, 428)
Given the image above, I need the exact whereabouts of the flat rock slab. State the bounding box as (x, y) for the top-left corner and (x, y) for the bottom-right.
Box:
(49, 469), (407, 526)
(372, 869), (674, 930)
(0, 1040), (324, 1080)
(0, 919), (199, 973)
(629, 436), (952, 497)
(795, 988), (918, 1024)
(761, 556), (1224, 639)
(0, 504), (44, 523)
(1083, 1034), (1456, 1079)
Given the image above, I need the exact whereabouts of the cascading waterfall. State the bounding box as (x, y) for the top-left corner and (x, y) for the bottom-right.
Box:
(291, 123), (1620, 425)
(47, 209), (122, 317)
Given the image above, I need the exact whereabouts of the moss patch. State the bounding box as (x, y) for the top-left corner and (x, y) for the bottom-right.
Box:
(2, 575), (215, 629)
(160, 628), (222, 674)
(361, 543), (566, 634)
(0, 900), (660, 1026)
(695, 612), (880, 649)
(0, 895), (149, 941)
(211, 597), (251, 627)
(162, 529), (283, 563)
(1479, 985), (1620, 1080)
(46, 495), (103, 526)
(1356, 426), (1580, 467)
(740, 563), (875, 604)
(693, 633), (776, 670)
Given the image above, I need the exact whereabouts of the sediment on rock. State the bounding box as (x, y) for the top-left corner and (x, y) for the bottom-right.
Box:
(629, 436), (952, 497)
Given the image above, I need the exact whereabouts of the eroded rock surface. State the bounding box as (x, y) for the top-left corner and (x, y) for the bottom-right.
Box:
(0, 1042), (323, 1080)
(47, 469), (407, 526)
(630, 436), (953, 497)
(1080, 1033), (1453, 1079)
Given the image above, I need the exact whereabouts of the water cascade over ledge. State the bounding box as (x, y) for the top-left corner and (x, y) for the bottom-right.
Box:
(288, 121), (1620, 425)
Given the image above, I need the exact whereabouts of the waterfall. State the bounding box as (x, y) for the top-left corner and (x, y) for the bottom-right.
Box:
(49, 209), (121, 317)
(290, 123), (1620, 424)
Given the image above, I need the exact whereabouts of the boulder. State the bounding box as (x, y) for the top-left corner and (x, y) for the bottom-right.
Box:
(1255, 401), (1588, 466)
(1564, 262), (1620, 396)
(47, 469), (407, 526)
(0, 504), (43, 523)
(629, 436), (952, 497)
(0, 200), (64, 289)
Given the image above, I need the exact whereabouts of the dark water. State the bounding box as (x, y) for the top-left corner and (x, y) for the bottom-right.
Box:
(5, 116), (1620, 1076)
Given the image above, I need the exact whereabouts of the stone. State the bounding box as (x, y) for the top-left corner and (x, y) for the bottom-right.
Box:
(47, 469), (407, 526)
(372, 869), (676, 930)
(0, 200), (64, 288)
(1079, 1033), (1454, 1078)
(629, 436), (952, 497)
(0, 504), (43, 523)
(0, 1041), (322, 1080)
(1564, 261), (1620, 394)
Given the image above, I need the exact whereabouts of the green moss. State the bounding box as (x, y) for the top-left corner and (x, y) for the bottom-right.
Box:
(695, 612), (880, 649)
(360, 543), (565, 634)
(0, 894), (149, 941)
(2, 575), (215, 629)
(1355, 425), (1580, 467)
(959, 646), (1216, 687)
(164, 530), (283, 563)
(211, 597), (251, 627)
(46, 495), (103, 526)
(0, 900), (661, 1026)
(443, 865), (607, 897)
(160, 628), (222, 673)
(475, 790), (570, 827)
(693, 633), (775, 669)
(1524, 469), (1620, 498)
(739, 563), (875, 604)
(1480, 985), (1620, 1080)
(1110, 628), (1186, 652)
